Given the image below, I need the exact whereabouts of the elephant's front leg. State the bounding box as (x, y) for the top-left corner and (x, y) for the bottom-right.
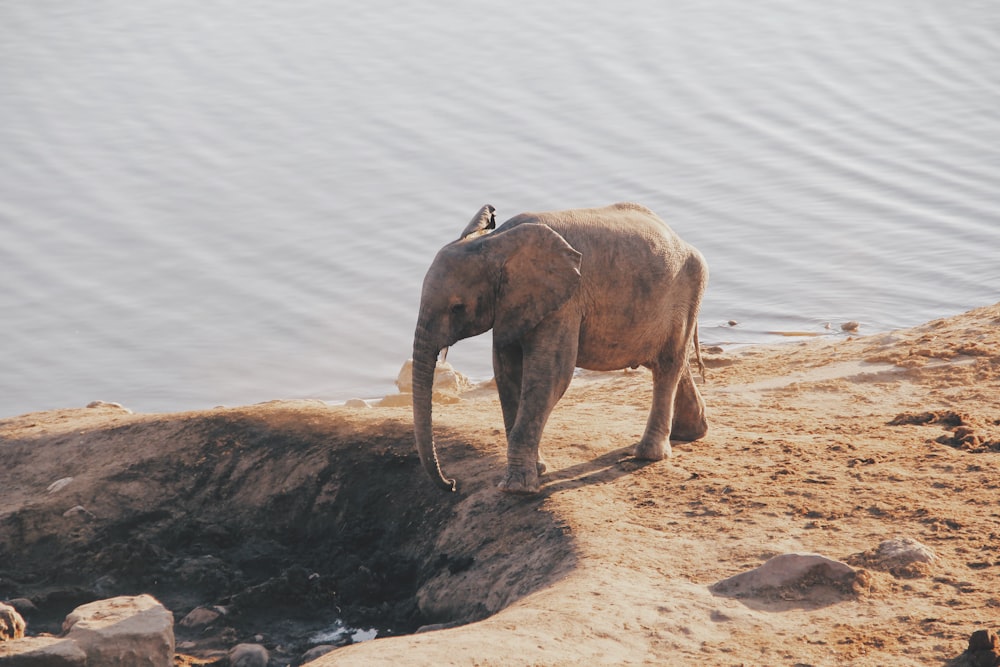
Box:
(497, 326), (578, 494)
(492, 342), (523, 438)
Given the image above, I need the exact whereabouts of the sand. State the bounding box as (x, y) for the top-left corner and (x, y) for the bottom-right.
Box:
(2, 303), (999, 666)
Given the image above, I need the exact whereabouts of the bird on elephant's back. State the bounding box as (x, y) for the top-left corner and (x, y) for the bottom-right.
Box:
(412, 202), (708, 494)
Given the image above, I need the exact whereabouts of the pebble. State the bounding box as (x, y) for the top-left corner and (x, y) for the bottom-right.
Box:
(179, 606), (221, 628)
(302, 644), (337, 661)
(228, 643), (269, 667)
(86, 400), (132, 413)
(47, 477), (74, 493)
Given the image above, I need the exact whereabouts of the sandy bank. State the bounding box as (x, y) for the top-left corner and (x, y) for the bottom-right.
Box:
(2, 303), (999, 666)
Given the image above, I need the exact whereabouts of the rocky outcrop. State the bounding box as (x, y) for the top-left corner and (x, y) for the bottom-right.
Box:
(711, 553), (864, 600)
(0, 604), (25, 642)
(0, 636), (87, 666)
(382, 359), (473, 406)
(0, 595), (173, 667)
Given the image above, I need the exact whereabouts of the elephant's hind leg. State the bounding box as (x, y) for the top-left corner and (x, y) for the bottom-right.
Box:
(634, 356), (686, 460)
(670, 365), (708, 442)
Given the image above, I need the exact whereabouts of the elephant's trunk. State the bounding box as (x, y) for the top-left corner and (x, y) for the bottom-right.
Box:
(412, 340), (457, 492)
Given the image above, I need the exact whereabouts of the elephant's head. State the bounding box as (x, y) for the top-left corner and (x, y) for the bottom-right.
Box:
(412, 205), (583, 491)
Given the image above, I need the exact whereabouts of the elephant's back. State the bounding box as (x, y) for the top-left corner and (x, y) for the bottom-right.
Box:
(502, 203), (680, 246)
(503, 203), (698, 275)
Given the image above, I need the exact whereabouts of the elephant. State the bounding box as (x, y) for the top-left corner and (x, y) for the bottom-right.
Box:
(412, 202), (709, 494)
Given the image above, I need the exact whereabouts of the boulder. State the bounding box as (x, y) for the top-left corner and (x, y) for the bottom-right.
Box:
(711, 553), (859, 598)
(0, 604), (26, 641)
(394, 360), (472, 396)
(0, 636), (87, 666)
(228, 642), (269, 667)
(63, 595), (174, 667)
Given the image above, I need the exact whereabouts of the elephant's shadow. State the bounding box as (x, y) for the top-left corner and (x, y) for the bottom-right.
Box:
(537, 445), (658, 496)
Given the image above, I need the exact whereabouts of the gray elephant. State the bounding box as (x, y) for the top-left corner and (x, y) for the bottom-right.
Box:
(412, 203), (709, 494)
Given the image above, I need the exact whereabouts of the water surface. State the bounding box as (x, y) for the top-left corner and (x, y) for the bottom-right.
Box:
(2, 1), (997, 416)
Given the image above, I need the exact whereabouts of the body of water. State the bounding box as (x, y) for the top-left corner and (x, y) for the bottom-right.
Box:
(2, 1), (998, 416)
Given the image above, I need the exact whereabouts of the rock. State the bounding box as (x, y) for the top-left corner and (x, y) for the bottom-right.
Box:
(849, 537), (937, 578)
(302, 644), (337, 661)
(841, 321), (860, 332)
(395, 359), (472, 396)
(344, 398), (370, 408)
(86, 400), (132, 413)
(63, 594), (174, 667)
(4, 599), (36, 616)
(178, 606), (221, 628)
(875, 537), (936, 566)
(963, 629), (1000, 667)
(62, 506), (96, 521)
(711, 553), (859, 598)
(47, 477), (74, 494)
(377, 393), (413, 408)
(0, 603), (26, 641)
(228, 642), (269, 667)
(0, 636), (87, 665)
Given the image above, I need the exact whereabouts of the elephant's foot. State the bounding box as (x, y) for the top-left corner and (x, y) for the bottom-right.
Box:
(669, 419), (708, 442)
(498, 466), (541, 495)
(633, 439), (672, 461)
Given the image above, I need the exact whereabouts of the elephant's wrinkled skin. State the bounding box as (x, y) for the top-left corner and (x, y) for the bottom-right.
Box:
(412, 203), (708, 494)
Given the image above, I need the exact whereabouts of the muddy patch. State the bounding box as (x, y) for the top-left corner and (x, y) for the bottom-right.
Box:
(0, 404), (573, 664)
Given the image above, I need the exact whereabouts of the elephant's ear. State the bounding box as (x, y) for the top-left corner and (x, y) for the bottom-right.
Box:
(459, 204), (496, 240)
(488, 223), (583, 347)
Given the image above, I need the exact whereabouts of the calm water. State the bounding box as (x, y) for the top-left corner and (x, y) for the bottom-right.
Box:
(2, 1), (998, 417)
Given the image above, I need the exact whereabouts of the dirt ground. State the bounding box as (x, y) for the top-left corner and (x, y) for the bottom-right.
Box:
(2, 303), (999, 666)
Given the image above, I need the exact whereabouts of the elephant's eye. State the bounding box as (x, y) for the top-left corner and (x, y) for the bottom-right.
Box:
(449, 302), (466, 315)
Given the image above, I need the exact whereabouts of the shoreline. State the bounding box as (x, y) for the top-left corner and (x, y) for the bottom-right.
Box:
(2, 302), (998, 665)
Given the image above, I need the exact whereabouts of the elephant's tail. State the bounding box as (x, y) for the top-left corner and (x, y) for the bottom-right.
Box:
(693, 321), (707, 382)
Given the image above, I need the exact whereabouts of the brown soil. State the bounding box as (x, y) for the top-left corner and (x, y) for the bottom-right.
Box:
(2, 302), (1000, 666)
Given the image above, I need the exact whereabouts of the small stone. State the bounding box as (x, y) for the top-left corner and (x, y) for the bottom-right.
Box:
(344, 398), (370, 408)
(47, 477), (74, 493)
(874, 537), (936, 567)
(62, 506), (96, 520)
(302, 645), (337, 662)
(727, 320), (739, 327)
(377, 393), (412, 408)
(848, 537), (937, 578)
(228, 643), (269, 667)
(86, 401), (132, 413)
(179, 606), (221, 628)
(0, 602), (26, 641)
(841, 321), (860, 332)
